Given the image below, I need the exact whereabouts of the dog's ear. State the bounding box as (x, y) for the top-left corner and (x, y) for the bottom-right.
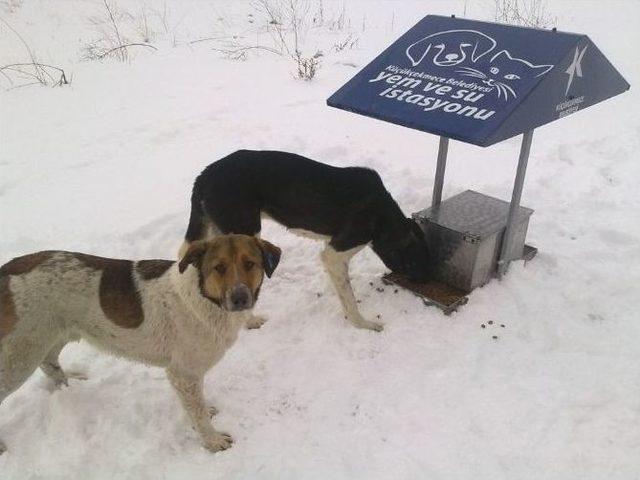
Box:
(178, 241), (208, 274)
(256, 238), (281, 278)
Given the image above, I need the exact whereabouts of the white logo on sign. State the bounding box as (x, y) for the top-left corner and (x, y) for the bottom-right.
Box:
(406, 29), (496, 67)
(564, 45), (587, 95)
(406, 30), (554, 101)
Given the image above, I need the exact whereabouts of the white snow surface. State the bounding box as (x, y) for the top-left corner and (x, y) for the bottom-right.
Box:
(1, 1), (639, 479)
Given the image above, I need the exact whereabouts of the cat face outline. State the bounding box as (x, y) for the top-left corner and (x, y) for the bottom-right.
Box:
(456, 50), (554, 100)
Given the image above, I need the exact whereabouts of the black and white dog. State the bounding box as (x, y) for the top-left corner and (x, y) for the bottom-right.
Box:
(181, 150), (431, 332)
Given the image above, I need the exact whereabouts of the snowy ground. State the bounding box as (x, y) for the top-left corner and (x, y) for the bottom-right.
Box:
(1, 1), (639, 479)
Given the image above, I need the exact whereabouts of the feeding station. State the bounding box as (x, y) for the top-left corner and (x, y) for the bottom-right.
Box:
(327, 15), (629, 313)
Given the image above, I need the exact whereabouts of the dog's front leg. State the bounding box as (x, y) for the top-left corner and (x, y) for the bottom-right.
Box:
(166, 369), (233, 452)
(321, 245), (383, 332)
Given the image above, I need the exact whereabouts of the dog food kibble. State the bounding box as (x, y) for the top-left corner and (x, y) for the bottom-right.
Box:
(369, 282), (374, 287)
(488, 320), (494, 325)
(394, 289), (399, 294)
(492, 335), (498, 339)
(376, 287), (384, 292)
(481, 324), (486, 328)
(500, 324), (505, 328)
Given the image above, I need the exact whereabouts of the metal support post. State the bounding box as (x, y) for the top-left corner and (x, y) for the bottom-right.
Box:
(431, 136), (449, 208)
(498, 129), (534, 278)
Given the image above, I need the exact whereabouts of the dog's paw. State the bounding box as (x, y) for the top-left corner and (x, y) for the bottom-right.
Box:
(67, 371), (89, 381)
(358, 320), (384, 332)
(208, 405), (219, 418)
(245, 315), (267, 330)
(354, 318), (384, 332)
(202, 432), (233, 452)
(56, 370), (89, 387)
(51, 377), (69, 389)
(52, 371), (88, 390)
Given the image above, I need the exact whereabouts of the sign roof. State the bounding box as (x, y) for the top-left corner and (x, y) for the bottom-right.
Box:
(327, 15), (630, 146)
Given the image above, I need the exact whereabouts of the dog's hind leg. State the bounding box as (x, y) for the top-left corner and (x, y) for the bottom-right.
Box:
(0, 372), (8, 455)
(40, 340), (87, 388)
(180, 190), (220, 259)
(1, 324), (68, 454)
(0, 392), (6, 455)
(0, 333), (55, 406)
(184, 193), (207, 242)
(321, 245), (383, 332)
(179, 219), (223, 260)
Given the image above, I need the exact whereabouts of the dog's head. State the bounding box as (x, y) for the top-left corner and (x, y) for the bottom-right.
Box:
(178, 235), (281, 312)
(373, 218), (431, 282)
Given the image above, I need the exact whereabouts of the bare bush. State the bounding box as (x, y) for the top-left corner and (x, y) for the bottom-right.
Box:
(0, 16), (68, 88)
(294, 49), (321, 80)
(83, 0), (157, 62)
(494, 0), (556, 28)
(0, 0), (22, 14)
(210, 43), (281, 61)
(249, 0), (310, 57)
(327, 2), (346, 31)
(332, 33), (357, 53)
(186, 0), (357, 80)
(210, 0), (359, 80)
(152, 0), (185, 47)
(134, 5), (155, 44)
(0, 62), (69, 88)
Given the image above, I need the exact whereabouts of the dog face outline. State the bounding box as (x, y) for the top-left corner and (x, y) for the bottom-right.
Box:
(179, 235), (281, 311)
(406, 29), (497, 68)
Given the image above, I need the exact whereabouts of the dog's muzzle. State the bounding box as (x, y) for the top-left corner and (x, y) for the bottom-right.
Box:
(225, 284), (253, 311)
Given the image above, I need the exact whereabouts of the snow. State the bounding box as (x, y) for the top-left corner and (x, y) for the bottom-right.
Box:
(1, 1), (639, 478)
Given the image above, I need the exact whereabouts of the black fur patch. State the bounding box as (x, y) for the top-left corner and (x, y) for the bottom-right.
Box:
(136, 260), (174, 280)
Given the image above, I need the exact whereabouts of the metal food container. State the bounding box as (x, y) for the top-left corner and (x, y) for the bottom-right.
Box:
(413, 190), (534, 292)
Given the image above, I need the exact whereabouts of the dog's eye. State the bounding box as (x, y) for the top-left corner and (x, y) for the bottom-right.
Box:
(215, 264), (226, 275)
(244, 260), (255, 271)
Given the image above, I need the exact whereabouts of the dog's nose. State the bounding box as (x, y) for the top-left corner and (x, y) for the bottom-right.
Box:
(229, 285), (251, 311)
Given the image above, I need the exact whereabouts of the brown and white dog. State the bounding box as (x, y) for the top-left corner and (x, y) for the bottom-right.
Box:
(0, 234), (281, 454)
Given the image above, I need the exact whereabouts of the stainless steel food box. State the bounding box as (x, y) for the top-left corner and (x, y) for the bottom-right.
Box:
(413, 190), (534, 292)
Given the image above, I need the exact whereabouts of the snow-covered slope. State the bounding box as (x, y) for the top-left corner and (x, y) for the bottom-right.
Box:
(1, 1), (638, 478)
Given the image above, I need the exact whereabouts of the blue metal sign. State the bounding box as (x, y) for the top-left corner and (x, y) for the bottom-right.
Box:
(327, 15), (629, 146)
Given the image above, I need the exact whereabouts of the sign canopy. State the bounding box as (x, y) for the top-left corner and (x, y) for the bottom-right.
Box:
(328, 15), (629, 146)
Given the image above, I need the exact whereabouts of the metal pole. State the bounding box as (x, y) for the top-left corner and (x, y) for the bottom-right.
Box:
(432, 136), (449, 208)
(498, 129), (534, 278)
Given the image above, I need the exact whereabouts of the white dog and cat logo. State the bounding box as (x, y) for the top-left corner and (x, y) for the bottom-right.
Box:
(368, 29), (554, 121)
